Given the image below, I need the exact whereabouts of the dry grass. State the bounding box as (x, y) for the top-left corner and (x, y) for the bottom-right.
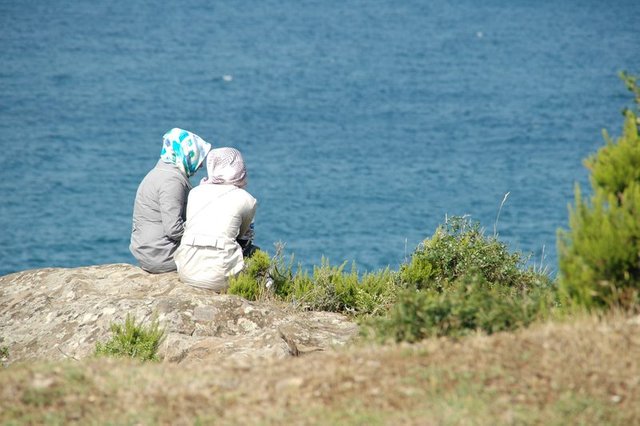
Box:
(1, 312), (639, 425)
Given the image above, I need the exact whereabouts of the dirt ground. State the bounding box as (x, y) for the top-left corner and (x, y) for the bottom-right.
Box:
(2, 312), (639, 425)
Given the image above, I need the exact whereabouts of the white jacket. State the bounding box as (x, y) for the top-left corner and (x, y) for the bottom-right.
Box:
(174, 184), (257, 291)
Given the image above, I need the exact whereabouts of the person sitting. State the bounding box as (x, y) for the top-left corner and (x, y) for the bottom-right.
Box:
(174, 147), (257, 291)
(130, 128), (212, 273)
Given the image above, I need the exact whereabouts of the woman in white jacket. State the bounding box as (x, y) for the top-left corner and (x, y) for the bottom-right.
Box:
(174, 147), (257, 291)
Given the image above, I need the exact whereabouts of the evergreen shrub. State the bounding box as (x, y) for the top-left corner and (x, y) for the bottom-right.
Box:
(365, 277), (555, 342)
(229, 249), (400, 316)
(231, 216), (555, 340)
(228, 246), (301, 301)
(287, 260), (398, 315)
(399, 216), (549, 291)
(365, 216), (555, 341)
(287, 259), (360, 313)
(558, 72), (640, 309)
(228, 249), (272, 300)
(94, 314), (165, 362)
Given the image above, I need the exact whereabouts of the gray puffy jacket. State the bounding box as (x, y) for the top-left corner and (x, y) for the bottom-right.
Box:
(130, 160), (192, 273)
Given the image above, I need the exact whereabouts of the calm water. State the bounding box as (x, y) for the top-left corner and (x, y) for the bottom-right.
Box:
(1, 1), (639, 277)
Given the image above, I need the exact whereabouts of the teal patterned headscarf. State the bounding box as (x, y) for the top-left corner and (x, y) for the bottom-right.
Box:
(160, 128), (212, 177)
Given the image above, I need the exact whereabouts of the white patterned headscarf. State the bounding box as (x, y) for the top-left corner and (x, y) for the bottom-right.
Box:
(200, 147), (247, 188)
(160, 128), (212, 177)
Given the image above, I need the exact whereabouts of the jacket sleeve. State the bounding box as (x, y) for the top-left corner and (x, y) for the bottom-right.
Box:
(158, 177), (188, 241)
(238, 197), (257, 240)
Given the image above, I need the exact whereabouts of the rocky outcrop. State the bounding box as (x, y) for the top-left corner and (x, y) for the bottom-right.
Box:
(0, 264), (358, 366)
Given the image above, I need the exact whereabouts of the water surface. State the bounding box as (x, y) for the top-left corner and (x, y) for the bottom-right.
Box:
(1, 1), (639, 276)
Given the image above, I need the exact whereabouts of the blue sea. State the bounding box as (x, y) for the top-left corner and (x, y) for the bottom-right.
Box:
(1, 0), (639, 277)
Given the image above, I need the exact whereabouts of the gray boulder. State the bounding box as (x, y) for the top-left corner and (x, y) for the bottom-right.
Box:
(0, 264), (358, 366)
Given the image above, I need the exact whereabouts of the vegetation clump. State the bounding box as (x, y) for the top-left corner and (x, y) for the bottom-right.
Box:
(94, 314), (165, 362)
(229, 249), (399, 317)
(399, 216), (548, 291)
(0, 345), (8, 361)
(227, 249), (273, 301)
(231, 216), (554, 341)
(286, 261), (398, 315)
(367, 216), (555, 342)
(558, 72), (640, 310)
(368, 280), (556, 342)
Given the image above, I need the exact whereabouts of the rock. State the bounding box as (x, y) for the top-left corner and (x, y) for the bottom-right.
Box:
(0, 264), (359, 365)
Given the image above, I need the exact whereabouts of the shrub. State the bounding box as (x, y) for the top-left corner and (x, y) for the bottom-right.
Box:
(365, 273), (556, 342)
(228, 245), (300, 301)
(228, 249), (273, 300)
(287, 259), (358, 312)
(558, 72), (640, 310)
(94, 314), (165, 362)
(400, 216), (549, 291)
(229, 245), (400, 317)
(287, 260), (399, 316)
(354, 268), (401, 316)
(361, 215), (555, 341)
(231, 215), (555, 340)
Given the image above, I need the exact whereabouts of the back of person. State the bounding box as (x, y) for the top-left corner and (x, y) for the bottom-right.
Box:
(174, 147), (257, 291)
(130, 162), (191, 273)
(129, 128), (211, 273)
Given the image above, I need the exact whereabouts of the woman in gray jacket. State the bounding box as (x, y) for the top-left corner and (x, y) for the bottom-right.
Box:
(130, 128), (212, 273)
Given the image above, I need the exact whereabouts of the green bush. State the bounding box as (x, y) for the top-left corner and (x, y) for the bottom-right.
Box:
(287, 259), (359, 312)
(231, 216), (555, 341)
(228, 249), (273, 300)
(360, 215), (555, 342)
(365, 271), (555, 343)
(287, 260), (399, 315)
(229, 246), (400, 317)
(400, 216), (549, 291)
(228, 246), (301, 301)
(558, 73), (640, 310)
(354, 268), (401, 316)
(94, 314), (165, 362)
